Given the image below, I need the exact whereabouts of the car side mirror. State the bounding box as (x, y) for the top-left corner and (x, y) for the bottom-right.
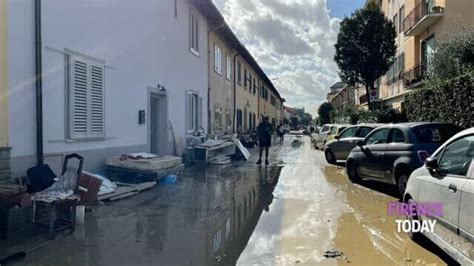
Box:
(334, 135), (340, 140)
(356, 140), (364, 147)
(425, 157), (438, 170)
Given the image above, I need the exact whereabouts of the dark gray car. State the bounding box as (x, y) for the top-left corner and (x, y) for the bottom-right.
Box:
(346, 122), (462, 196)
(324, 124), (383, 164)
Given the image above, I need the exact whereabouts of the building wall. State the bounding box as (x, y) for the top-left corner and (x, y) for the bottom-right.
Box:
(0, 0), (8, 147)
(209, 31), (234, 136)
(7, 0), (209, 175)
(235, 57), (258, 132)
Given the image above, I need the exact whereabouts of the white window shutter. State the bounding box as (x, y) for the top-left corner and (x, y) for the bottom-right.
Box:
(89, 63), (105, 137)
(70, 57), (89, 138)
(198, 96), (203, 128)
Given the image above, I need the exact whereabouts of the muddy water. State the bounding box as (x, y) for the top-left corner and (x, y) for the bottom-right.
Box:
(237, 136), (447, 265)
(14, 135), (450, 265)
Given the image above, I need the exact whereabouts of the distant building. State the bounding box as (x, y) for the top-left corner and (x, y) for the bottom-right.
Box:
(326, 82), (346, 102)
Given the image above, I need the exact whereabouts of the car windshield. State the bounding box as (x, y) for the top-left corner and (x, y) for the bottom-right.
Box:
(414, 125), (461, 143)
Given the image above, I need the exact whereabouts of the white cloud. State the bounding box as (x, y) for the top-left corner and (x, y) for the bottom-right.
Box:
(213, 0), (341, 116)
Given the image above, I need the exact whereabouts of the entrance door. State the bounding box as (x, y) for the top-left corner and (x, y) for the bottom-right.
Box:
(150, 96), (160, 154)
(422, 36), (435, 73)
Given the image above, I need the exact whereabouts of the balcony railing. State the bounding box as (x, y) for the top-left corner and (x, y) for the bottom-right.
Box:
(403, 1), (445, 36)
(402, 65), (426, 88)
(359, 94), (368, 104)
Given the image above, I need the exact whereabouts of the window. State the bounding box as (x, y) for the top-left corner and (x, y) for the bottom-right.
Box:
(186, 91), (202, 133)
(330, 126), (338, 135)
(248, 74), (252, 93)
(244, 69), (248, 88)
(189, 10), (199, 55)
(366, 128), (390, 145)
(414, 125), (460, 143)
(321, 126), (329, 133)
(356, 127), (374, 138)
(438, 135), (474, 176)
(253, 78), (257, 94)
(389, 129), (406, 143)
(225, 54), (231, 80)
(237, 62), (242, 84)
(69, 55), (105, 139)
(394, 14), (398, 35)
(399, 6), (404, 33)
(214, 105), (223, 131)
(339, 127), (358, 139)
(214, 44), (222, 74)
(270, 95), (276, 106)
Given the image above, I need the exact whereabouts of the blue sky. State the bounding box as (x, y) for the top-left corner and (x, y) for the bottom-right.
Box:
(327, 0), (365, 18)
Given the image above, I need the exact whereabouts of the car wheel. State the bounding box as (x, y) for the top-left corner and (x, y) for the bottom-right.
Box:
(396, 172), (409, 197)
(325, 150), (336, 164)
(347, 161), (361, 183)
(406, 198), (421, 241)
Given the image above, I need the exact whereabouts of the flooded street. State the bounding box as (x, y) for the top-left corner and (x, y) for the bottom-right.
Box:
(17, 135), (451, 265)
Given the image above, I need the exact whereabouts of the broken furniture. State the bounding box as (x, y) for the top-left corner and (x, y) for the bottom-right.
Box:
(193, 140), (236, 164)
(31, 153), (83, 237)
(96, 182), (156, 202)
(106, 153), (183, 183)
(0, 183), (31, 240)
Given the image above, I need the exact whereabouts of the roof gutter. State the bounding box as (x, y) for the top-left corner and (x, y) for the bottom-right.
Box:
(35, 0), (44, 165)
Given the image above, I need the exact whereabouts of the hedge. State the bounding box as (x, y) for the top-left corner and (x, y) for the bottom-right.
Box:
(404, 73), (474, 128)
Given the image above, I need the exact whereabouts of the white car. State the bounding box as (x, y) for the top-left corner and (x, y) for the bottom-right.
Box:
(312, 124), (333, 149)
(404, 127), (473, 265)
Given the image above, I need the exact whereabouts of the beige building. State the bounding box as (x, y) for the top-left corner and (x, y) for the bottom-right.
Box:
(372, 0), (474, 110)
(209, 30), (235, 136)
(329, 83), (357, 111)
(0, 0), (11, 181)
(205, 2), (284, 136)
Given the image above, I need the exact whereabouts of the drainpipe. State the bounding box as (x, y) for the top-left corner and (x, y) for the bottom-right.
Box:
(35, 0), (44, 165)
(232, 53), (240, 133)
(207, 21), (225, 135)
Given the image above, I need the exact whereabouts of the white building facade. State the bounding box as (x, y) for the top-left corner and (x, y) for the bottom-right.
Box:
(6, 0), (208, 174)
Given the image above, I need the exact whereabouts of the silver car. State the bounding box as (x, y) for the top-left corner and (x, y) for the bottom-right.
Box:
(312, 124), (333, 149)
(324, 124), (382, 164)
(404, 127), (473, 265)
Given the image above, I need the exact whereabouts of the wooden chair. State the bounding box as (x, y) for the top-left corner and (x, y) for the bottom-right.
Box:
(32, 154), (84, 237)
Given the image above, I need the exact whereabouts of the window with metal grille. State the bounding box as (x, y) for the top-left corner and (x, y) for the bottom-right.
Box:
(69, 55), (105, 139)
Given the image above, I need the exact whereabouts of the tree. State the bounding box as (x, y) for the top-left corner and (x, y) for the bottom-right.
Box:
(317, 102), (333, 125)
(301, 112), (313, 126)
(427, 27), (474, 84)
(282, 117), (290, 125)
(334, 2), (396, 110)
(290, 117), (299, 129)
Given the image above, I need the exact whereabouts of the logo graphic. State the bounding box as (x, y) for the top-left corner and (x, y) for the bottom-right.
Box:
(387, 202), (443, 233)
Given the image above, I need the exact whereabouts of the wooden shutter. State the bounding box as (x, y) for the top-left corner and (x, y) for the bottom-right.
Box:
(89, 63), (105, 137)
(70, 57), (89, 138)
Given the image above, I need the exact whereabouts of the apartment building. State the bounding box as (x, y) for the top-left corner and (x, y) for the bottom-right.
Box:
(5, 0), (210, 175)
(373, 0), (473, 110)
(328, 83), (357, 111)
(0, 0), (10, 181)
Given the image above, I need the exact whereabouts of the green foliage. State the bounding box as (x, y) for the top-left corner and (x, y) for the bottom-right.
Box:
(405, 73), (473, 128)
(332, 106), (407, 124)
(334, 2), (396, 109)
(427, 27), (474, 85)
(317, 102), (334, 125)
(301, 113), (313, 126)
(282, 117), (290, 125)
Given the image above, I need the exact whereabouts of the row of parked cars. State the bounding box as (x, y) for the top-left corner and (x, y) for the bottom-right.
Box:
(312, 122), (473, 265)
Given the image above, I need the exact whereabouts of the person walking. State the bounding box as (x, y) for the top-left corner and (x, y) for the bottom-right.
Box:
(277, 124), (284, 142)
(256, 116), (274, 165)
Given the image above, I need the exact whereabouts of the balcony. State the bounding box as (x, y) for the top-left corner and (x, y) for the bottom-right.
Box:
(403, 1), (445, 36)
(359, 94), (368, 105)
(402, 65), (426, 88)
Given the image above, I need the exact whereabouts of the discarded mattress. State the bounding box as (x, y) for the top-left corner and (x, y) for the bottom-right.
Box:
(106, 155), (182, 171)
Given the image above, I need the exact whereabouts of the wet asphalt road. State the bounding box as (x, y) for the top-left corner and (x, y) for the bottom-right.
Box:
(17, 135), (453, 265)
